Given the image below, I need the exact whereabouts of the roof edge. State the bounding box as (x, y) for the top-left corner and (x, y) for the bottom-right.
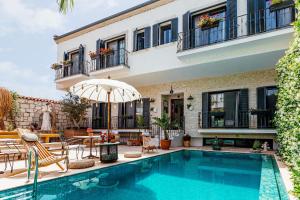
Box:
(54, 0), (172, 44)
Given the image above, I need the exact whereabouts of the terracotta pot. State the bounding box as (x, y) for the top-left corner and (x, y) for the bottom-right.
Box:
(160, 140), (171, 150)
(64, 129), (87, 138)
(183, 140), (191, 147)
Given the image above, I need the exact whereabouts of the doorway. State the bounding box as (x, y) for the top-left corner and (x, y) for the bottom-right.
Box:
(171, 99), (184, 129)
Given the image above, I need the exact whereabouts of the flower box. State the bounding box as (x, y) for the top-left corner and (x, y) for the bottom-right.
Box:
(99, 48), (113, 55)
(198, 15), (221, 30)
(269, 0), (294, 12)
(62, 60), (72, 66)
(88, 51), (97, 60)
(51, 63), (62, 70)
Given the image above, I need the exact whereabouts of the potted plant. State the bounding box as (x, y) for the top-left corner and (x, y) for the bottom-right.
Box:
(198, 14), (221, 30)
(51, 63), (62, 70)
(88, 51), (97, 60)
(252, 140), (262, 153)
(183, 134), (191, 147)
(61, 92), (90, 138)
(62, 60), (72, 66)
(212, 136), (222, 150)
(100, 48), (113, 55)
(153, 112), (171, 150)
(269, 0), (294, 12)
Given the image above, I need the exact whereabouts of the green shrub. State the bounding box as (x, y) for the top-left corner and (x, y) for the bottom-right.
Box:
(275, 0), (300, 197)
(252, 140), (262, 150)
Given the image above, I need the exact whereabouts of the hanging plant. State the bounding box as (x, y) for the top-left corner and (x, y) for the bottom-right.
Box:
(88, 51), (97, 60)
(62, 60), (72, 66)
(99, 48), (113, 55)
(51, 63), (62, 70)
(198, 14), (221, 30)
(269, 0), (294, 12)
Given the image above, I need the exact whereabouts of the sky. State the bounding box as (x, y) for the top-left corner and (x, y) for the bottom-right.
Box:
(0, 0), (147, 100)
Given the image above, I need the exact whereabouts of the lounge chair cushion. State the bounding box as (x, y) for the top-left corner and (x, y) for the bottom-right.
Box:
(69, 159), (95, 169)
(21, 133), (39, 142)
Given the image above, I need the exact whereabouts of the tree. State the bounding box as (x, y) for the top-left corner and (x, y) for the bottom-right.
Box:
(57, 0), (74, 14)
(153, 112), (171, 140)
(0, 88), (13, 130)
(61, 92), (90, 129)
(275, 0), (300, 197)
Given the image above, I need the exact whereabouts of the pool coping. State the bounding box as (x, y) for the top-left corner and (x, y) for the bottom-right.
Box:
(0, 147), (296, 200)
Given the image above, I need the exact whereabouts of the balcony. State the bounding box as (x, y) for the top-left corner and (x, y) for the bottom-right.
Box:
(88, 48), (130, 79)
(198, 110), (276, 135)
(54, 61), (89, 89)
(177, 7), (295, 52)
(174, 6), (295, 79)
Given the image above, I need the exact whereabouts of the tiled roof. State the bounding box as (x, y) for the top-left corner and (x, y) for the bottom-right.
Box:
(19, 96), (61, 104)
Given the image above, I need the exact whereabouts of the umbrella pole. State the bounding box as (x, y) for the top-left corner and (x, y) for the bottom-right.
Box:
(107, 91), (111, 142)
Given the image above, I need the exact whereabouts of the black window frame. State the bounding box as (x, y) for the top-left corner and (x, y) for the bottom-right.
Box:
(160, 23), (172, 45)
(136, 30), (145, 51)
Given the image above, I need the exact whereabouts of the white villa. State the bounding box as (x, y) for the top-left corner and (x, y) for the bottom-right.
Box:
(52, 0), (295, 149)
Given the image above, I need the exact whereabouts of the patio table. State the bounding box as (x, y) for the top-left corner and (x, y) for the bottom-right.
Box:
(73, 136), (100, 159)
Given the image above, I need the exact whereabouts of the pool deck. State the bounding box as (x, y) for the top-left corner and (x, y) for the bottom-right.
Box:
(0, 146), (296, 200)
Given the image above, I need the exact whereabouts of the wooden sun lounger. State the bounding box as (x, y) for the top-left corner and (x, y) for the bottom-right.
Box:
(4, 129), (69, 177)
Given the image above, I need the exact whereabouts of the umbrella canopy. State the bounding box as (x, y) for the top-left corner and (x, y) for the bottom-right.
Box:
(70, 79), (142, 103)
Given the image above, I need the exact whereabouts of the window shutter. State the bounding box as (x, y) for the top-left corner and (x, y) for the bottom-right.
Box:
(126, 101), (136, 128)
(96, 39), (101, 70)
(224, 91), (237, 128)
(256, 87), (267, 128)
(118, 103), (125, 128)
(202, 92), (209, 128)
(171, 18), (178, 42)
(226, 0), (237, 39)
(152, 24), (159, 47)
(182, 12), (191, 50)
(92, 103), (100, 129)
(143, 98), (150, 128)
(63, 52), (68, 61)
(144, 26), (151, 49)
(133, 29), (138, 51)
(238, 89), (249, 128)
(78, 44), (84, 73)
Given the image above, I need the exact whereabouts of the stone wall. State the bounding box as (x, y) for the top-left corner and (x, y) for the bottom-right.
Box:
(137, 69), (277, 140)
(4, 96), (73, 130)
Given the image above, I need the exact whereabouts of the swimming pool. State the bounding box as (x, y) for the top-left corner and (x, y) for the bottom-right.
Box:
(0, 150), (288, 200)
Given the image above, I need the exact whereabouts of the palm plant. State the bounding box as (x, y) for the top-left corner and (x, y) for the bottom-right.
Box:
(57, 0), (74, 14)
(153, 112), (171, 140)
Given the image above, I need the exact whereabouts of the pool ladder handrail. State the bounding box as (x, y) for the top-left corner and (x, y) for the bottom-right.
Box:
(27, 146), (39, 200)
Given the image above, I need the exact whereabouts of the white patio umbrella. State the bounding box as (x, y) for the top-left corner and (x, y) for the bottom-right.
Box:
(70, 79), (142, 137)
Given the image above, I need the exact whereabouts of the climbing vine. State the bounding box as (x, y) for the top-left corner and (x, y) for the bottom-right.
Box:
(275, 0), (300, 197)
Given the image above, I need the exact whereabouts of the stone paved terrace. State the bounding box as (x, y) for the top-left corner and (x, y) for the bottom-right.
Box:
(0, 146), (295, 200)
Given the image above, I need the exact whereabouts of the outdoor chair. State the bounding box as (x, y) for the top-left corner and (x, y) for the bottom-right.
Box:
(59, 135), (86, 160)
(6, 128), (69, 177)
(142, 136), (157, 153)
(0, 139), (27, 173)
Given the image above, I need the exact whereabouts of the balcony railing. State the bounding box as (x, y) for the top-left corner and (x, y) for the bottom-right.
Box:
(178, 6), (295, 52)
(54, 61), (89, 80)
(88, 48), (129, 73)
(198, 110), (275, 129)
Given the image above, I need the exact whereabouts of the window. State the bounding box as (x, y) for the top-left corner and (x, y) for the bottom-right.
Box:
(136, 31), (145, 51)
(210, 93), (224, 112)
(160, 24), (172, 45)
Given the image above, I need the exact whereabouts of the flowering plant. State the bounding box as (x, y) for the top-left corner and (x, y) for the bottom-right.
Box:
(198, 14), (220, 29)
(99, 48), (113, 55)
(271, 0), (283, 5)
(88, 51), (97, 59)
(62, 60), (72, 66)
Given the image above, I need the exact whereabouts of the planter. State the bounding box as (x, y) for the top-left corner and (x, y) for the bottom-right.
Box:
(160, 139), (171, 150)
(64, 129), (87, 138)
(250, 109), (269, 115)
(269, 0), (294, 12)
(200, 20), (220, 31)
(183, 140), (191, 147)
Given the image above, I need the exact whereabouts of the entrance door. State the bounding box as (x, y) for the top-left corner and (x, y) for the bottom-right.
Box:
(171, 99), (184, 129)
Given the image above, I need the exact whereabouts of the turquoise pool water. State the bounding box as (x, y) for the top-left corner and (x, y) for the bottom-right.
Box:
(0, 150), (288, 200)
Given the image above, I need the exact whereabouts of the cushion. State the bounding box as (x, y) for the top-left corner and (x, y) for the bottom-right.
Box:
(69, 159), (95, 169)
(21, 133), (39, 142)
(124, 151), (142, 158)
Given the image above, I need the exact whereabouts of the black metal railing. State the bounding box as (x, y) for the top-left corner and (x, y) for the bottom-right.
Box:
(55, 61), (89, 80)
(178, 6), (295, 52)
(88, 48), (129, 73)
(198, 110), (275, 129)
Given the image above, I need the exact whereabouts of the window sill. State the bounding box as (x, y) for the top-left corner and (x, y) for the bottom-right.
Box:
(155, 41), (177, 48)
(132, 48), (151, 54)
